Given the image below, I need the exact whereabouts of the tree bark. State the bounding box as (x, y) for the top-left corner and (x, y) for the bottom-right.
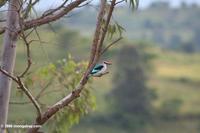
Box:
(0, 0), (20, 132)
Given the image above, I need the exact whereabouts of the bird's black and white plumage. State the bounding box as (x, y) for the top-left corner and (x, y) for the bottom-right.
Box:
(90, 61), (112, 77)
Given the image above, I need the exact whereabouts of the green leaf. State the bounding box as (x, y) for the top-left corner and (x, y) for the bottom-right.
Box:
(64, 60), (76, 73)
(116, 22), (125, 37)
(128, 0), (139, 10)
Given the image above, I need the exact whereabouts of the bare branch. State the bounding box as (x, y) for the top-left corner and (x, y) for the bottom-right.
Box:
(0, 0), (86, 35)
(98, 0), (117, 55)
(18, 19), (32, 78)
(100, 36), (122, 55)
(77, 0), (93, 8)
(9, 78), (53, 105)
(0, 67), (18, 83)
(0, 67), (41, 119)
(27, 0), (110, 132)
(24, 0), (86, 30)
(9, 101), (31, 105)
(28, 85), (82, 133)
(115, 0), (125, 5)
(28, 39), (47, 44)
(42, 0), (68, 17)
(25, 28), (35, 38)
(83, 0), (107, 81)
(16, 77), (42, 120)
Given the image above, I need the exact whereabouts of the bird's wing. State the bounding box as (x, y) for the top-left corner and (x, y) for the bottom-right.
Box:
(91, 64), (104, 74)
(91, 69), (99, 74)
(93, 64), (104, 70)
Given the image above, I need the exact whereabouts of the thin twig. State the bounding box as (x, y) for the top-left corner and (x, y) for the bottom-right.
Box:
(9, 101), (31, 105)
(100, 36), (122, 55)
(28, 39), (47, 44)
(0, 67), (41, 119)
(0, 67), (18, 83)
(18, 18), (32, 78)
(77, 0), (93, 8)
(9, 79), (53, 105)
(34, 78), (54, 99)
(16, 77), (42, 119)
(114, 0), (125, 5)
(42, 0), (68, 17)
(25, 28), (35, 38)
(33, 27), (51, 63)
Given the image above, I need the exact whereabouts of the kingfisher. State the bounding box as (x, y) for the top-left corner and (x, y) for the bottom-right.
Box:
(90, 61), (112, 77)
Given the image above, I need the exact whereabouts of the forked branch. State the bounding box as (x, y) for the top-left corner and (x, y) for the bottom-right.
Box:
(27, 0), (118, 132)
(16, 77), (42, 119)
(0, 0), (86, 35)
(0, 67), (42, 119)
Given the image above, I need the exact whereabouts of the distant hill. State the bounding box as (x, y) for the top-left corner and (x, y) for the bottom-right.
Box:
(61, 3), (200, 52)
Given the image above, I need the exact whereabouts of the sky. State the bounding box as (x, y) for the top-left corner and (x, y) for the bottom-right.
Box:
(38, 0), (200, 9)
(139, 0), (200, 8)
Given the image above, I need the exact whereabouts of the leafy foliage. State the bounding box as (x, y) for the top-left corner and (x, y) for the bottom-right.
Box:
(107, 21), (125, 39)
(128, 0), (139, 10)
(23, 55), (96, 132)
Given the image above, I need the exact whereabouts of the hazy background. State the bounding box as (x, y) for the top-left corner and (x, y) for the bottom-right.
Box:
(0, 0), (200, 133)
(37, 0), (200, 9)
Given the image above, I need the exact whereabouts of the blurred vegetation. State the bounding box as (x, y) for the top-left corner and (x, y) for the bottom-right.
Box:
(0, 1), (200, 133)
(108, 45), (152, 131)
(64, 2), (200, 53)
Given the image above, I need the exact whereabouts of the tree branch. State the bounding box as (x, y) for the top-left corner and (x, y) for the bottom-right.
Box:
(83, 0), (106, 82)
(100, 36), (122, 55)
(16, 77), (42, 120)
(27, 0), (109, 132)
(114, 0), (125, 5)
(0, 67), (18, 83)
(18, 18), (32, 78)
(23, 0), (86, 30)
(41, 0), (68, 17)
(98, 0), (117, 55)
(0, 67), (42, 119)
(0, 0), (86, 35)
(0, 0), (119, 132)
(9, 78), (53, 105)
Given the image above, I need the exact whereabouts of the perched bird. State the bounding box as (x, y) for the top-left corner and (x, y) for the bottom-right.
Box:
(90, 61), (112, 77)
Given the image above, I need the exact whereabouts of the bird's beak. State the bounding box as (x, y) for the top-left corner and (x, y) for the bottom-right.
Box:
(104, 61), (112, 65)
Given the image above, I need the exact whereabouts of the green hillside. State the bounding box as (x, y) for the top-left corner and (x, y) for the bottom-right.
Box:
(65, 4), (200, 51)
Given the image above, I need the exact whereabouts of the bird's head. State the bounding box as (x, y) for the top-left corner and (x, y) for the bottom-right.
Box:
(103, 61), (112, 65)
